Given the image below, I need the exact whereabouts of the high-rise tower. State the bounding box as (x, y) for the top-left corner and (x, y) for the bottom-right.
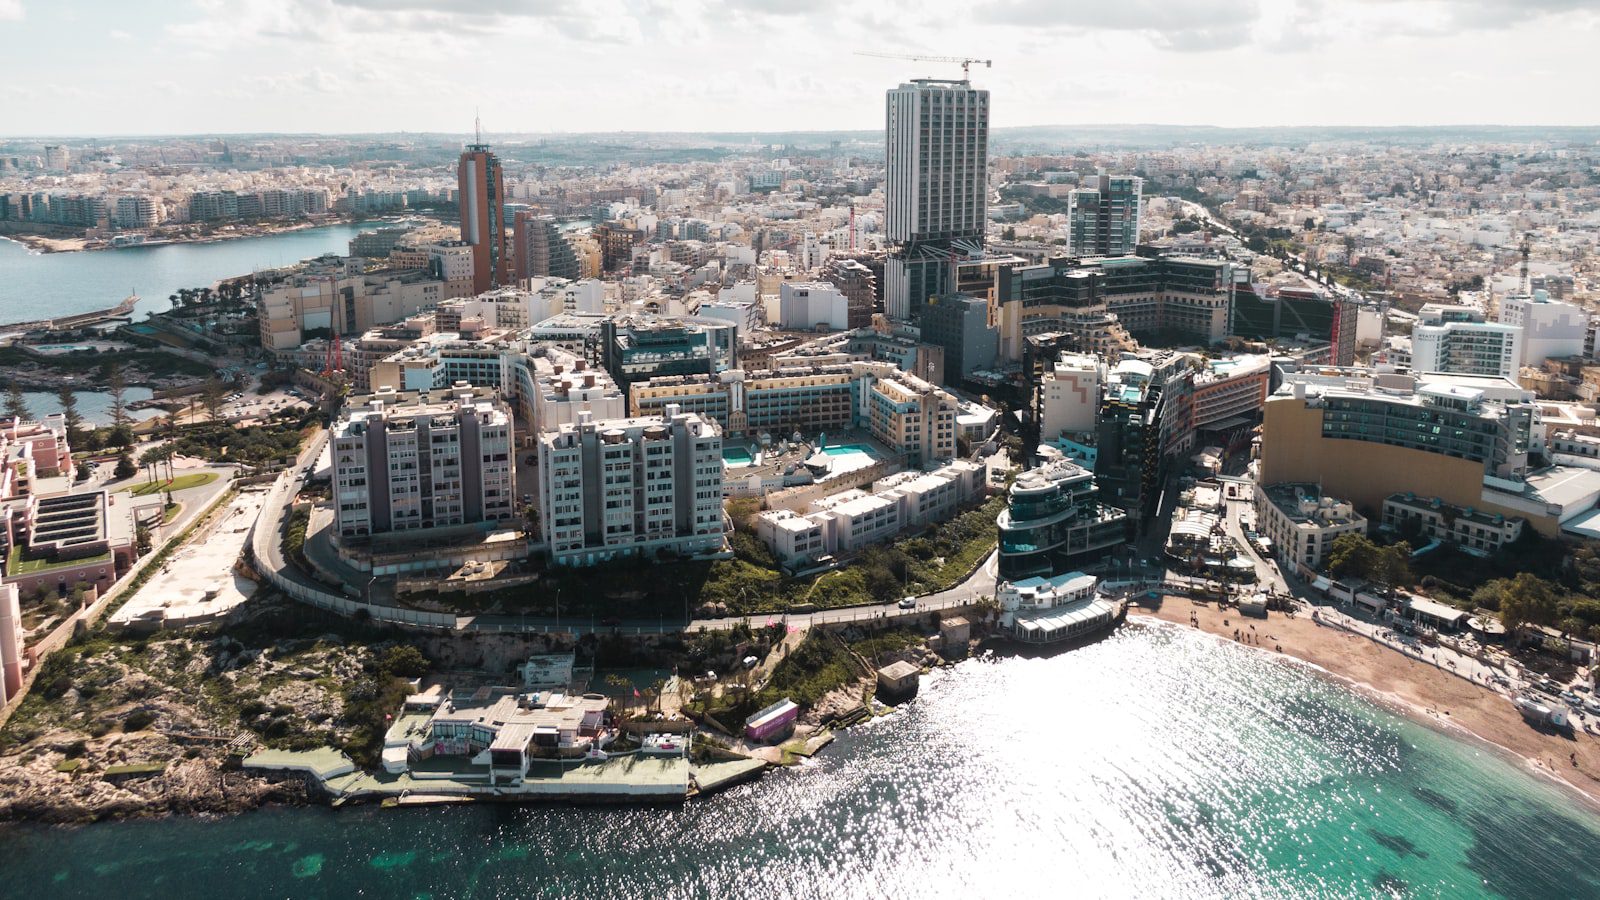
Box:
(458, 126), (507, 295)
(1067, 173), (1143, 257)
(884, 78), (990, 322)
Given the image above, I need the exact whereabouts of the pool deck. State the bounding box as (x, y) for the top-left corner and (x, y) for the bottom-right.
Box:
(315, 752), (690, 804)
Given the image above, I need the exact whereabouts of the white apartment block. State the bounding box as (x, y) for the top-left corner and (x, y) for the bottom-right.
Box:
(778, 282), (849, 332)
(1410, 321), (1522, 379)
(885, 80), (989, 245)
(528, 352), (626, 434)
(332, 385), (516, 541)
(1499, 290), (1586, 368)
(259, 262), (445, 351)
(755, 460), (983, 569)
(537, 405), (727, 567)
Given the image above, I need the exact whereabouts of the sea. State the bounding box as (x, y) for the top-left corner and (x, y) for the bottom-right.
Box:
(0, 222), (373, 325)
(4, 622), (1599, 900)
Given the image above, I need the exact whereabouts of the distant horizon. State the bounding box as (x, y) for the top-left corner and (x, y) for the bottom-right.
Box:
(5, 122), (1600, 143)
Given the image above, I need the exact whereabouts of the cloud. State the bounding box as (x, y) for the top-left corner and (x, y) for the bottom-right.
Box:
(0, 0), (22, 22)
(109, 29), (133, 41)
(980, 0), (1263, 51)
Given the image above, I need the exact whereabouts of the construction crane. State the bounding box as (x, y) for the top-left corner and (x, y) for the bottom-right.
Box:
(855, 51), (992, 80)
(1520, 231), (1533, 294)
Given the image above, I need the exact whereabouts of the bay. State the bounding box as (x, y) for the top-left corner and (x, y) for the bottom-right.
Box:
(3, 623), (1597, 899)
(0, 223), (375, 325)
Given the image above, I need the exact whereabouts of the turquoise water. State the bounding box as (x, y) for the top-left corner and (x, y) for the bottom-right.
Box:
(722, 446), (755, 466)
(4, 622), (1600, 898)
(0, 223), (373, 324)
(822, 442), (873, 458)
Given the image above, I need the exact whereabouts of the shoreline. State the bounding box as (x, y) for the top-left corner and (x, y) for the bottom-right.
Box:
(1131, 597), (1600, 813)
(1, 218), (367, 255)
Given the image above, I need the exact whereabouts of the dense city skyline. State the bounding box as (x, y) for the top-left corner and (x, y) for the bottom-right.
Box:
(4, 0), (1600, 135)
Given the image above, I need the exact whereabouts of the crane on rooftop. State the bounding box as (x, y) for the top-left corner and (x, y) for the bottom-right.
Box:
(855, 51), (992, 80)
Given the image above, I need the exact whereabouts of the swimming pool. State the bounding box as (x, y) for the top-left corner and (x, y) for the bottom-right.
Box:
(822, 443), (874, 458)
(722, 447), (755, 467)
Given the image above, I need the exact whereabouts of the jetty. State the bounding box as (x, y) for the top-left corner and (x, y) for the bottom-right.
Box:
(0, 294), (138, 334)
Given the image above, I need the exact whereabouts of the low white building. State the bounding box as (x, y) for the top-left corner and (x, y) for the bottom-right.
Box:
(754, 459), (984, 569)
(778, 282), (849, 332)
(1254, 482), (1368, 570)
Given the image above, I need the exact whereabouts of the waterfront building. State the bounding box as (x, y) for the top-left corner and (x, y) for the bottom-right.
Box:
(1381, 492), (1525, 555)
(1094, 352), (1195, 526)
(884, 77), (989, 321)
(535, 406), (727, 567)
(1, 583), (21, 705)
(113, 196), (158, 230)
(997, 456), (1128, 579)
(258, 258), (445, 351)
(458, 142), (508, 294)
(419, 688), (609, 783)
(331, 385), (516, 541)
(1255, 368), (1600, 536)
(1253, 483), (1368, 570)
(349, 225), (415, 259)
(997, 571), (1117, 645)
(1, 414), (74, 500)
(1067, 174), (1143, 257)
(918, 293), (998, 384)
(755, 460), (984, 570)
(2, 490), (136, 599)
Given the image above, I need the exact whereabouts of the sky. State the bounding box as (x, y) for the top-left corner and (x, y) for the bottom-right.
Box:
(3, 0), (1599, 136)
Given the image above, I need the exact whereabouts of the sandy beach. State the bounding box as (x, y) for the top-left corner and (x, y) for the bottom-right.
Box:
(1136, 595), (1600, 809)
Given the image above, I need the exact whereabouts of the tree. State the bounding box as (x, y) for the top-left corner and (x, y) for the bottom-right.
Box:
(106, 364), (129, 427)
(55, 385), (84, 444)
(202, 377), (227, 423)
(134, 523), (153, 556)
(114, 451), (137, 481)
(1325, 533), (1378, 580)
(3, 384), (30, 422)
(1497, 573), (1559, 644)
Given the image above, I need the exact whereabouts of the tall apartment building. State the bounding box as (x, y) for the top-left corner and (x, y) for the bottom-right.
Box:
(1410, 320), (1522, 378)
(513, 212), (582, 282)
(884, 78), (989, 322)
(865, 369), (958, 467)
(42, 144), (69, 172)
(536, 406), (727, 567)
(331, 385), (516, 541)
(458, 142), (508, 294)
(1067, 174), (1143, 257)
(113, 196), (158, 229)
